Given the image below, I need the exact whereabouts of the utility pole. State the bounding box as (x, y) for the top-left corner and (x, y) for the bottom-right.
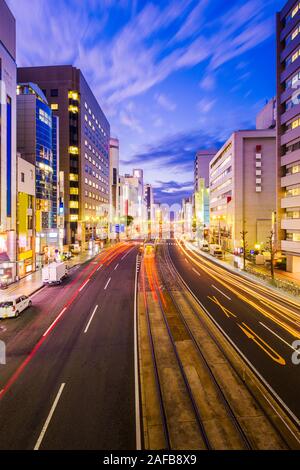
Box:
(240, 229), (248, 271)
(267, 229), (276, 281)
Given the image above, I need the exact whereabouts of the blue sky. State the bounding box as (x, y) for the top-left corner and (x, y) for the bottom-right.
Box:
(8, 0), (285, 205)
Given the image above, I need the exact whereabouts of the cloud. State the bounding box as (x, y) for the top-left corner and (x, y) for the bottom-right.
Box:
(197, 98), (216, 114)
(153, 180), (194, 206)
(8, 0), (276, 109)
(119, 109), (143, 134)
(200, 74), (216, 91)
(155, 93), (177, 112)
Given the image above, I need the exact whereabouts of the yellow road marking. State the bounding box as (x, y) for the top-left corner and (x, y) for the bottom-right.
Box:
(238, 322), (286, 366)
(208, 296), (237, 318)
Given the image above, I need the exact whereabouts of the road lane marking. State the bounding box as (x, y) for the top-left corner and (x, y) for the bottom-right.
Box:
(169, 260), (300, 431)
(43, 308), (67, 337)
(212, 284), (231, 300)
(104, 277), (111, 290)
(34, 383), (66, 450)
(97, 264), (103, 271)
(238, 322), (286, 366)
(84, 305), (98, 333)
(79, 279), (90, 292)
(134, 255), (142, 450)
(192, 268), (201, 276)
(114, 263), (119, 271)
(260, 322), (298, 351)
(208, 295), (236, 318)
(121, 246), (135, 260)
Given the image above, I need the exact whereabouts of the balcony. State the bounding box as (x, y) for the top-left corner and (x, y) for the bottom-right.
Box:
(281, 195), (300, 208)
(281, 126), (300, 145)
(281, 219), (300, 230)
(281, 172), (300, 187)
(281, 240), (300, 254)
(281, 147), (300, 166)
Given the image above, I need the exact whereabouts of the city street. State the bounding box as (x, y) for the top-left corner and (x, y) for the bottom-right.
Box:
(167, 240), (300, 423)
(0, 243), (138, 450)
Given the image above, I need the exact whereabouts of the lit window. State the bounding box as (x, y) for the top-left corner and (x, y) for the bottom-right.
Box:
(70, 188), (79, 195)
(69, 146), (79, 155)
(70, 201), (79, 208)
(51, 103), (59, 110)
(69, 105), (79, 113)
(68, 91), (79, 101)
(292, 5), (299, 18)
(70, 214), (78, 221)
(69, 174), (78, 181)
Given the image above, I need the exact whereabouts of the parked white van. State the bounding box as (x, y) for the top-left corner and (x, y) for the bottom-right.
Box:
(0, 295), (32, 319)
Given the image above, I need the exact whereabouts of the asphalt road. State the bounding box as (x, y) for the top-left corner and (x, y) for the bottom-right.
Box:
(0, 243), (138, 450)
(166, 240), (300, 424)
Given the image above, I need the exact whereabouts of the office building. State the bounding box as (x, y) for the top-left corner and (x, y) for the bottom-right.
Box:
(109, 137), (119, 239)
(144, 184), (154, 238)
(256, 98), (276, 130)
(16, 155), (35, 278)
(209, 130), (276, 252)
(182, 196), (193, 238)
(119, 170), (146, 238)
(194, 150), (216, 241)
(0, 0), (17, 285)
(17, 83), (58, 231)
(17, 65), (110, 246)
(277, 0), (300, 272)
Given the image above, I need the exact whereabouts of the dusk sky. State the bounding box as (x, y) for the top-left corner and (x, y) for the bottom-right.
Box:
(8, 0), (285, 205)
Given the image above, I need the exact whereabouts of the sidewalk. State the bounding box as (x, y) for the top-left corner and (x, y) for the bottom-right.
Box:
(186, 242), (300, 299)
(0, 249), (99, 301)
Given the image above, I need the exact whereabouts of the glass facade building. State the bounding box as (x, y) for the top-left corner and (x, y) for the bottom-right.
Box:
(17, 83), (58, 233)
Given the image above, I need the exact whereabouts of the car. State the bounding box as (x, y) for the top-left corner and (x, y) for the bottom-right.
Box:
(62, 251), (72, 260)
(0, 295), (32, 319)
(69, 243), (81, 254)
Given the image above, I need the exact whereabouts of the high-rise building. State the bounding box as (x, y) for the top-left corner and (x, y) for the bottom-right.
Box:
(16, 154), (35, 278)
(144, 184), (154, 238)
(17, 65), (110, 246)
(119, 169), (146, 238)
(277, 1), (300, 272)
(0, 0), (17, 285)
(209, 130), (276, 252)
(109, 137), (119, 239)
(194, 150), (216, 241)
(17, 83), (58, 230)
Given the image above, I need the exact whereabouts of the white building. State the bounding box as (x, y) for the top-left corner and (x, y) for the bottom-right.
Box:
(209, 130), (276, 252)
(0, 0), (17, 284)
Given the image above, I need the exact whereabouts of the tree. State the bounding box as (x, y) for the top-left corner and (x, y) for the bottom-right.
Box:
(266, 230), (277, 281)
(240, 229), (248, 271)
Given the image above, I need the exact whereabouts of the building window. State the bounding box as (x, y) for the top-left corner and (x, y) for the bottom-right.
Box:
(50, 89), (59, 97)
(21, 172), (25, 183)
(51, 103), (59, 110)
(70, 187), (79, 195)
(69, 174), (79, 182)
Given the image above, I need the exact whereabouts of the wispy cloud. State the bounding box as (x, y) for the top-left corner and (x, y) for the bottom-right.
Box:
(9, 0), (276, 107)
(155, 93), (177, 112)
